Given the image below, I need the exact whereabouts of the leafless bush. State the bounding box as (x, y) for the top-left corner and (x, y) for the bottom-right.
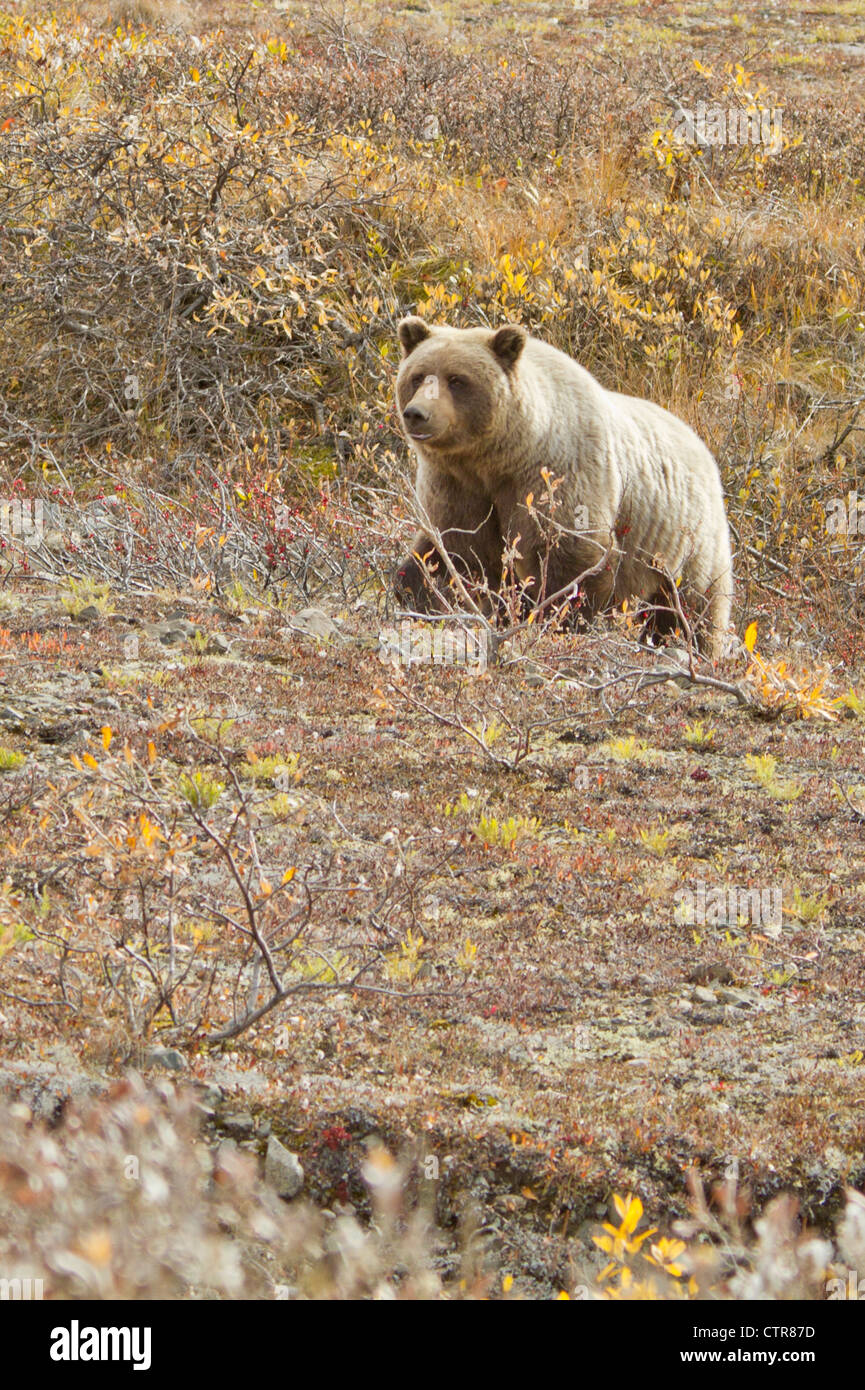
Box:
(0, 723), (448, 1052)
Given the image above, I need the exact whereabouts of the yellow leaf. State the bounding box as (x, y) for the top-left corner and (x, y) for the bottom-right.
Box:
(70, 753), (83, 771)
(744, 621), (758, 652)
(614, 1192), (643, 1233)
(83, 753), (99, 770)
(190, 67), (200, 82)
(282, 867), (297, 884)
(147, 741), (157, 764)
(101, 726), (112, 751)
(502, 1274), (513, 1293)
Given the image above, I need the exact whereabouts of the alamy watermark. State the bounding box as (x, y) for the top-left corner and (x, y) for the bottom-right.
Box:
(379, 620), (493, 672)
(50, 1321), (151, 1371)
(827, 1268), (865, 1300)
(0, 1275), (44, 1300)
(826, 492), (865, 538)
(672, 103), (783, 155)
(0, 498), (44, 545)
(0, 497), (82, 547)
(675, 883), (782, 931)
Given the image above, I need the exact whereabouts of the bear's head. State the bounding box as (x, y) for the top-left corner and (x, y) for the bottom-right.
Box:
(395, 317), (526, 455)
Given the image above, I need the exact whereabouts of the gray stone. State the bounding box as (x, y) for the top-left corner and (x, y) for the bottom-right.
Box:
(265, 1134), (304, 1199)
(195, 1082), (224, 1108)
(693, 986), (718, 1005)
(85, 495), (124, 521)
(141, 619), (197, 645)
(283, 607), (343, 641)
(718, 986), (758, 1009)
(143, 1047), (187, 1072)
(160, 619), (197, 644)
(220, 1110), (255, 1139)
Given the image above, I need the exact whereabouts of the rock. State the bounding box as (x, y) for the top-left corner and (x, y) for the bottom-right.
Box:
(195, 1082), (224, 1108)
(265, 1134), (304, 1199)
(143, 1047), (187, 1072)
(688, 963), (734, 986)
(693, 986), (718, 1005)
(283, 607), (343, 642)
(140, 618), (197, 646)
(717, 986), (758, 1009)
(220, 1110), (255, 1139)
(205, 633), (230, 655)
(159, 619), (197, 644)
(74, 606), (101, 622)
(86, 494), (124, 514)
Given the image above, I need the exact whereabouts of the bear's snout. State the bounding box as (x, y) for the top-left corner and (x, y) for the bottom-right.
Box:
(402, 403), (430, 437)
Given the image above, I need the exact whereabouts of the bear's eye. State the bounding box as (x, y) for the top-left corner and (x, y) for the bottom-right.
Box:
(410, 373), (426, 389)
(447, 375), (467, 390)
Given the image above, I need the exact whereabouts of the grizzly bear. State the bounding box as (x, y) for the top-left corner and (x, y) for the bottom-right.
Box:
(393, 316), (733, 658)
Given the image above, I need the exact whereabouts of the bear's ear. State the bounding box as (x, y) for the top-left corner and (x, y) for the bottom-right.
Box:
(398, 316), (432, 357)
(490, 324), (526, 371)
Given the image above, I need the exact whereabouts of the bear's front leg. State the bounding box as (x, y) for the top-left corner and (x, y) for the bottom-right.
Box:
(394, 472), (504, 612)
(393, 536), (450, 613)
(393, 532), (497, 613)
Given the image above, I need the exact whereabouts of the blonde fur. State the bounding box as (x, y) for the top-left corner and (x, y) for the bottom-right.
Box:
(394, 317), (733, 657)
